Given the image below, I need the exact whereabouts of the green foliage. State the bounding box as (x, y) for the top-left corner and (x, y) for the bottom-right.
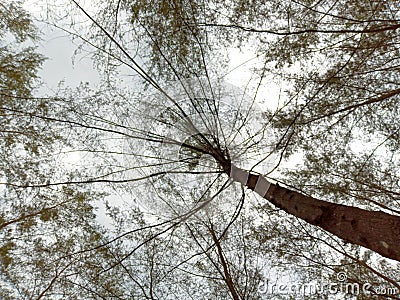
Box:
(0, 46), (44, 97)
(0, 3), (115, 298)
(0, 1), (37, 42)
(0, 241), (15, 270)
(1, 0), (400, 298)
(0, 1), (46, 170)
(125, 0), (210, 78)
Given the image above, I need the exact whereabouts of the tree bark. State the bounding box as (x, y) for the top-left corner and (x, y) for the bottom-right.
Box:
(229, 165), (400, 262)
(209, 225), (240, 300)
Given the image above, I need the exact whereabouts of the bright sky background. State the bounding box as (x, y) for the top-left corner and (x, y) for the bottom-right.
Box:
(22, 1), (286, 227)
(35, 27), (100, 91)
(25, 0), (282, 110)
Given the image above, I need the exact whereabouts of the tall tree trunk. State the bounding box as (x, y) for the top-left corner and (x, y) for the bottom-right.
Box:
(228, 165), (400, 262)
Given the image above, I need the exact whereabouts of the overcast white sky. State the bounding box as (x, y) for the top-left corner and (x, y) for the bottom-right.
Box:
(34, 31), (281, 106)
(23, 7), (283, 225)
(25, 0), (282, 111)
(35, 27), (100, 91)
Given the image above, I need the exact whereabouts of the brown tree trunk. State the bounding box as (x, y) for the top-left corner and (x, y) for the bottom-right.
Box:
(228, 165), (400, 262)
(209, 224), (240, 300)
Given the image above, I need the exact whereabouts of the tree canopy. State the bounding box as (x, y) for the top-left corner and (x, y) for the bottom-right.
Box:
(1, 0), (400, 299)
